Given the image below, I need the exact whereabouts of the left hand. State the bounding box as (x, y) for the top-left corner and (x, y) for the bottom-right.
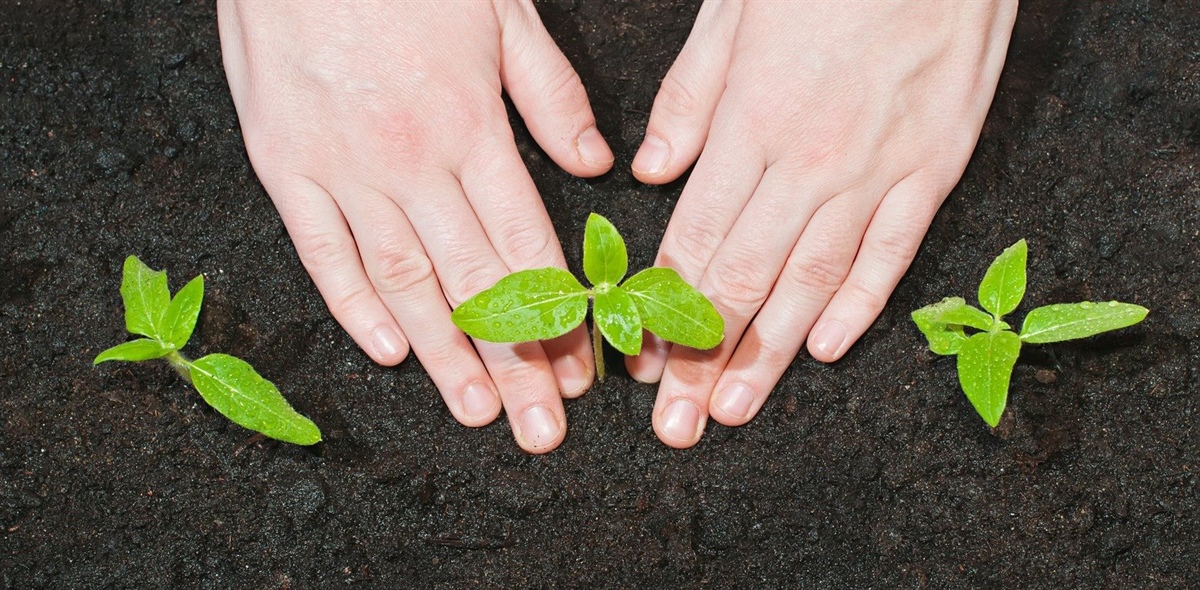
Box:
(626, 1), (1018, 447)
(218, 0), (613, 453)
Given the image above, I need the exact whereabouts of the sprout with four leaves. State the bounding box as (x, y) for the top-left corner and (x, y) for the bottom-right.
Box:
(912, 240), (1148, 427)
(451, 213), (725, 380)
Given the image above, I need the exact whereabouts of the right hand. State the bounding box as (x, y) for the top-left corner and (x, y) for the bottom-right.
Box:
(218, 1), (614, 453)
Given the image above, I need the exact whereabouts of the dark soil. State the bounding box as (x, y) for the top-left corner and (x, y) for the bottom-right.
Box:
(2, 1), (1197, 587)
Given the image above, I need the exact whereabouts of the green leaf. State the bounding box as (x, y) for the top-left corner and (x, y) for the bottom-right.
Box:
(120, 255), (171, 339)
(451, 268), (589, 342)
(594, 286), (642, 356)
(93, 338), (173, 364)
(941, 302), (999, 332)
(189, 354), (322, 445)
(583, 213), (627, 287)
(956, 330), (1021, 428)
(621, 267), (723, 350)
(911, 298), (971, 355)
(163, 274), (204, 349)
(913, 295), (995, 331)
(978, 239), (1027, 319)
(1019, 301), (1148, 344)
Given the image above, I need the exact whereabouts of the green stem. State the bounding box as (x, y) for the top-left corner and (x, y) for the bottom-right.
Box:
(593, 316), (604, 382)
(165, 350), (194, 383)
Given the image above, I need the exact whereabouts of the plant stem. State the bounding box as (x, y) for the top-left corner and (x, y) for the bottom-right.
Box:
(592, 316), (604, 382)
(165, 350), (193, 383)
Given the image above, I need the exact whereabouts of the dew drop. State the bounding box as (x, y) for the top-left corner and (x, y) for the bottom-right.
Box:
(1080, 302), (1094, 309)
(1108, 300), (1119, 307)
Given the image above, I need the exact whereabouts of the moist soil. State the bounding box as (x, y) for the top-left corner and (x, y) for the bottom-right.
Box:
(2, 1), (1198, 587)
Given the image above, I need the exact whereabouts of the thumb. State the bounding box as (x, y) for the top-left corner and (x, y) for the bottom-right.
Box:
(633, 0), (740, 184)
(497, 0), (613, 178)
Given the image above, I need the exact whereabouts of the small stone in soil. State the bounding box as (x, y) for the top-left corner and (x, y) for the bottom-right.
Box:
(176, 121), (203, 143)
(164, 52), (190, 69)
(96, 149), (132, 174)
(1096, 233), (1124, 259)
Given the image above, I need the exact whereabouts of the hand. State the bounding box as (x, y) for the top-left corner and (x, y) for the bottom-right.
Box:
(626, 1), (1018, 447)
(218, 1), (614, 453)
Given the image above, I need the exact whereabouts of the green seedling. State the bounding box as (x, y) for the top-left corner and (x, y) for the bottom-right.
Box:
(94, 256), (321, 445)
(452, 213), (724, 380)
(912, 239), (1148, 428)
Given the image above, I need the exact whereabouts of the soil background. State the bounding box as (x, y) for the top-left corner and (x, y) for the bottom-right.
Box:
(2, 1), (1198, 588)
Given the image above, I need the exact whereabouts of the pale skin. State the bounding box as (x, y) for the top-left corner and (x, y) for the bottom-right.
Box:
(218, 0), (1017, 452)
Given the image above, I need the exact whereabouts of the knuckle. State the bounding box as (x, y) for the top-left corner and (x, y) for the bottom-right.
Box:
(484, 343), (550, 393)
(451, 260), (504, 306)
(293, 226), (351, 273)
(666, 355), (721, 392)
(747, 329), (796, 370)
(376, 109), (432, 164)
(787, 141), (840, 172)
(290, 227), (385, 318)
(785, 254), (849, 297)
(419, 337), (465, 371)
(498, 225), (559, 267)
(328, 280), (377, 319)
(706, 254), (773, 311)
(440, 88), (492, 141)
(845, 280), (890, 316)
(663, 216), (724, 268)
(370, 247), (436, 296)
(544, 62), (588, 112)
(375, 89), (492, 166)
(872, 228), (922, 270)
(535, 62), (590, 125)
(758, 337), (796, 370)
(655, 71), (703, 119)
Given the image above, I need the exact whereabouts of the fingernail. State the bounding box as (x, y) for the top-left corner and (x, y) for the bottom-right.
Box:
(461, 383), (498, 420)
(519, 406), (562, 449)
(811, 321), (847, 358)
(661, 399), (700, 442)
(555, 354), (592, 397)
(715, 383), (754, 420)
(576, 125), (613, 166)
(371, 326), (404, 360)
(632, 134), (670, 176)
(629, 335), (669, 384)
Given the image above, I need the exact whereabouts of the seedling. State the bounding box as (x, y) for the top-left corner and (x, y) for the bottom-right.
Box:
(94, 256), (321, 445)
(912, 239), (1148, 427)
(451, 213), (724, 380)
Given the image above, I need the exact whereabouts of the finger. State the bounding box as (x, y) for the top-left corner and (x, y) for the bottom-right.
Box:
(651, 166), (821, 447)
(382, 171), (568, 453)
(709, 193), (876, 426)
(625, 113), (764, 383)
(264, 174), (410, 366)
(478, 340), (568, 453)
(632, 0), (741, 183)
(497, 0), (613, 177)
(628, 333), (671, 385)
(459, 131), (594, 398)
(807, 172), (944, 362)
(335, 186), (503, 428)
